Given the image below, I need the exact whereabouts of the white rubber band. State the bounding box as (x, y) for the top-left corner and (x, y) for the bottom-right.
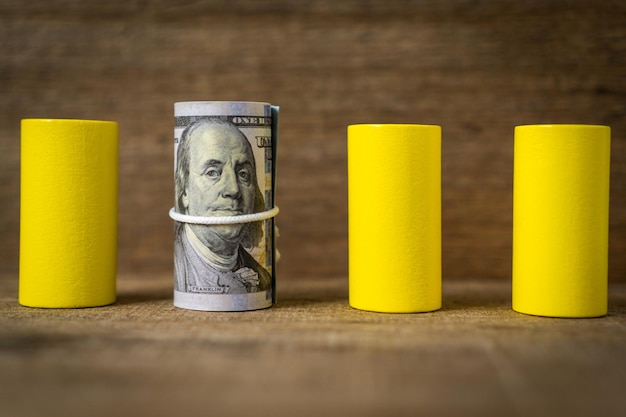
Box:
(169, 206), (279, 225)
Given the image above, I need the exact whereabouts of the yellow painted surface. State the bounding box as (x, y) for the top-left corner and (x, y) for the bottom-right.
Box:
(513, 125), (610, 317)
(20, 119), (118, 308)
(348, 124), (441, 313)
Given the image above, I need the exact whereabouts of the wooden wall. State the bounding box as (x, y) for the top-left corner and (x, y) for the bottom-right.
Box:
(1, 0), (625, 281)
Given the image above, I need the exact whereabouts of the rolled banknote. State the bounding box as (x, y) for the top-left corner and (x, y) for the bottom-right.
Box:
(171, 101), (279, 311)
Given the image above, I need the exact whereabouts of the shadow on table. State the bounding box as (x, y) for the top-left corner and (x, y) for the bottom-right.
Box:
(115, 289), (172, 305)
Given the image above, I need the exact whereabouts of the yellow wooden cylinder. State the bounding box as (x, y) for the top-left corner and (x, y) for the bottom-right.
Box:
(513, 124), (610, 318)
(20, 119), (118, 308)
(348, 124), (441, 313)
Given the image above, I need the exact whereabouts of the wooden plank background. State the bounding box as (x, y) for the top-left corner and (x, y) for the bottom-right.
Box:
(1, 0), (625, 281)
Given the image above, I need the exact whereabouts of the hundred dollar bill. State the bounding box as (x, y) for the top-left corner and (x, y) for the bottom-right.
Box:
(172, 101), (278, 311)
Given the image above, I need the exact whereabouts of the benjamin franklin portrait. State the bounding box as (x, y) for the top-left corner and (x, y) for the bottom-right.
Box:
(174, 118), (271, 294)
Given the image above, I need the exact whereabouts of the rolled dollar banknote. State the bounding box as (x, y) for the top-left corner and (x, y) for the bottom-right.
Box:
(170, 101), (279, 311)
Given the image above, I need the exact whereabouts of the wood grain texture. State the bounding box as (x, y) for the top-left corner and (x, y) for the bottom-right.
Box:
(1, 0), (625, 280)
(1, 274), (625, 417)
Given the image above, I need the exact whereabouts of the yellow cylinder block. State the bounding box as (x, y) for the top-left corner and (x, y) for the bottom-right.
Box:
(348, 124), (441, 313)
(513, 124), (610, 318)
(20, 119), (118, 308)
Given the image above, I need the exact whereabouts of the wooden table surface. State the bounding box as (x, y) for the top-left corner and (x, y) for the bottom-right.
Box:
(1, 274), (625, 417)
